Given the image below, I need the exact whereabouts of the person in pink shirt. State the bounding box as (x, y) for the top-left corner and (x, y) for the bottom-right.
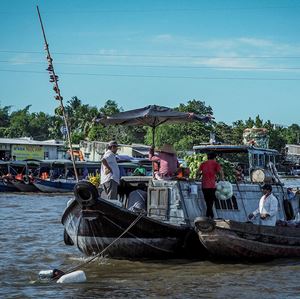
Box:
(198, 153), (224, 218)
(149, 144), (179, 180)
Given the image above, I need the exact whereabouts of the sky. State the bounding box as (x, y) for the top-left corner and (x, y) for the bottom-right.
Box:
(0, 0), (299, 126)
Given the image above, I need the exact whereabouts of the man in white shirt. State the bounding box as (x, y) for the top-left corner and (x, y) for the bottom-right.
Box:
(100, 140), (120, 200)
(248, 184), (278, 226)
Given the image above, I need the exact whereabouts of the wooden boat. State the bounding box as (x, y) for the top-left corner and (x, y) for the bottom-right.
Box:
(33, 160), (100, 193)
(33, 177), (75, 193)
(195, 217), (300, 261)
(0, 179), (19, 192)
(9, 160), (41, 192)
(11, 179), (39, 192)
(62, 178), (206, 259)
(0, 161), (19, 192)
(61, 145), (300, 260)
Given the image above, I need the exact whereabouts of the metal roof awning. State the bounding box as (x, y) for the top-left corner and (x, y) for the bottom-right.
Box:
(193, 144), (279, 155)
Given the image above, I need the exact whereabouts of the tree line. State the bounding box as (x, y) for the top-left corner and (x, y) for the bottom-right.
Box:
(0, 97), (299, 155)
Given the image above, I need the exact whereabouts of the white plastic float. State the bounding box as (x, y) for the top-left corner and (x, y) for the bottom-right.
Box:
(56, 270), (87, 283)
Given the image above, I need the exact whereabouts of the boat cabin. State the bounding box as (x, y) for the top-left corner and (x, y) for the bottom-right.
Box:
(37, 159), (101, 180)
(193, 144), (279, 180)
(112, 144), (296, 228)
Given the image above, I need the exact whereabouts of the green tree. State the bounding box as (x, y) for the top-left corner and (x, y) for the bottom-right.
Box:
(6, 105), (32, 137)
(214, 122), (233, 144)
(231, 120), (247, 144)
(60, 96), (99, 143)
(88, 99), (125, 142)
(0, 105), (11, 137)
(284, 124), (300, 144)
(144, 100), (213, 151)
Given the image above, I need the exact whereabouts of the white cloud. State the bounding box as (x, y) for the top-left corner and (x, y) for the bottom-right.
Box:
(9, 54), (34, 65)
(147, 35), (300, 71)
(151, 34), (174, 42)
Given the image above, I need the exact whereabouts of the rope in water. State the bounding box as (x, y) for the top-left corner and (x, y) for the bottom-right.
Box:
(53, 211), (145, 280)
(102, 215), (174, 253)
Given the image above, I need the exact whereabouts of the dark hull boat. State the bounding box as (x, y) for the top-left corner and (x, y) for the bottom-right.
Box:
(34, 178), (75, 193)
(0, 180), (19, 192)
(195, 218), (300, 261)
(62, 180), (206, 260)
(34, 160), (100, 193)
(11, 179), (39, 192)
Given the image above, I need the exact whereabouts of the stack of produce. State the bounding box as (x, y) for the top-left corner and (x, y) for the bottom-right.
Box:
(184, 153), (236, 182)
(88, 173), (100, 187)
(184, 153), (207, 179)
(216, 157), (236, 183)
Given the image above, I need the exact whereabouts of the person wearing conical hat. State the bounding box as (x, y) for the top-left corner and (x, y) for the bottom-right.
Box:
(149, 144), (179, 180)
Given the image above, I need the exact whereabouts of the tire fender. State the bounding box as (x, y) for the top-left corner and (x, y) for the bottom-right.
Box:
(194, 216), (216, 232)
(74, 181), (99, 208)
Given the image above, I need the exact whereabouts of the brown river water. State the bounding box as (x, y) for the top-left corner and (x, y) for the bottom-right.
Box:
(0, 193), (300, 299)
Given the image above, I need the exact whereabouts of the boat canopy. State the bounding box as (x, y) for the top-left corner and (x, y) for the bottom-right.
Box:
(193, 144), (279, 155)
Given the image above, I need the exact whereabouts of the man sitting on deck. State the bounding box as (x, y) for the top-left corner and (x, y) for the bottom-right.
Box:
(127, 183), (147, 212)
(248, 184), (278, 226)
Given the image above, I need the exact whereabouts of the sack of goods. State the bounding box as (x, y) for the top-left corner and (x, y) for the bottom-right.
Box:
(215, 181), (233, 200)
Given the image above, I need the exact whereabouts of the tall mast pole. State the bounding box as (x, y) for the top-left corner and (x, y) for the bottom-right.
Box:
(36, 5), (79, 182)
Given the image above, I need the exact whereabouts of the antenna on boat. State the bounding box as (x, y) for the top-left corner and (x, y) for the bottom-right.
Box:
(36, 5), (79, 182)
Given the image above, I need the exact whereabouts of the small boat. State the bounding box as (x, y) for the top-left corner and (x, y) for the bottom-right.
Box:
(195, 217), (300, 261)
(9, 160), (41, 192)
(33, 160), (100, 193)
(34, 159), (152, 193)
(33, 177), (76, 193)
(62, 144), (300, 260)
(0, 179), (19, 192)
(62, 178), (206, 259)
(0, 161), (19, 192)
(11, 179), (39, 192)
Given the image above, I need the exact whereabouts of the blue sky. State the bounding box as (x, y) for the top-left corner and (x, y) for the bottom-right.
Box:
(0, 0), (299, 126)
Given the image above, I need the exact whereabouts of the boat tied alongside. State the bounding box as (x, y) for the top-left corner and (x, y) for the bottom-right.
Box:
(195, 217), (300, 261)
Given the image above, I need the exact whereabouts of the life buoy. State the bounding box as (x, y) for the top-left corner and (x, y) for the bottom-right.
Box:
(74, 181), (99, 208)
(283, 199), (294, 220)
(63, 229), (74, 246)
(194, 216), (216, 232)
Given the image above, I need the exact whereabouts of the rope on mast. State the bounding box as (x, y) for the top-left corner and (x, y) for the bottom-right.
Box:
(36, 5), (79, 182)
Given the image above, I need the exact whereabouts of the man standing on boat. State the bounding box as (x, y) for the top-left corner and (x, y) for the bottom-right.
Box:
(100, 140), (120, 200)
(198, 153), (224, 219)
(248, 184), (278, 226)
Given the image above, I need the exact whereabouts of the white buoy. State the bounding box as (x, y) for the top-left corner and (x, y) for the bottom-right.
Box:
(56, 270), (87, 283)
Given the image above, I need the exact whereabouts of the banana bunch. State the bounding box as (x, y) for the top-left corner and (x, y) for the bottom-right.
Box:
(184, 153), (236, 182)
(184, 153), (207, 179)
(216, 157), (236, 183)
(88, 173), (100, 187)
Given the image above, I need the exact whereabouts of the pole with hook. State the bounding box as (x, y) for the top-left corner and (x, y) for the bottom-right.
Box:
(36, 5), (79, 181)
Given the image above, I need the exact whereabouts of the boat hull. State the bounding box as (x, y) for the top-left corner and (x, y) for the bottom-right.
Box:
(0, 180), (19, 192)
(195, 218), (300, 260)
(11, 180), (39, 192)
(33, 178), (75, 193)
(62, 198), (205, 259)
